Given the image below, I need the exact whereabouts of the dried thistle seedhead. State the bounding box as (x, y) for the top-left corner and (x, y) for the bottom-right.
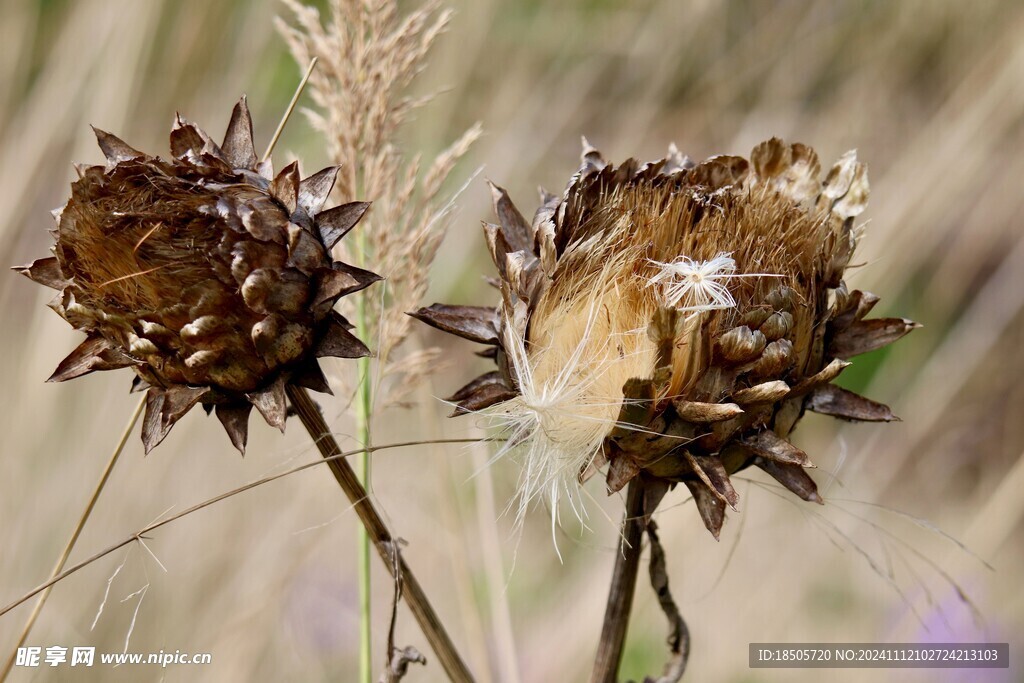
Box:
(16, 97), (380, 454)
(414, 137), (918, 539)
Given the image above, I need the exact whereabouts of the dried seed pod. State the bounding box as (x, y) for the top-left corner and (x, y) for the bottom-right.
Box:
(759, 311), (794, 341)
(16, 97), (379, 454)
(413, 137), (914, 538)
(717, 326), (768, 364)
(751, 339), (794, 379)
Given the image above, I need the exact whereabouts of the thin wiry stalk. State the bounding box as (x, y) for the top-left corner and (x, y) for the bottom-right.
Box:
(261, 56), (317, 163)
(0, 434), (492, 620)
(0, 396), (144, 683)
(355, 304), (373, 683)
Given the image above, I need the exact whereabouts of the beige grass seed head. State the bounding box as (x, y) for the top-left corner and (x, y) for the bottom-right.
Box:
(16, 97), (380, 454)
(278, 0), (481, 407)
(415, 137), (919, 539)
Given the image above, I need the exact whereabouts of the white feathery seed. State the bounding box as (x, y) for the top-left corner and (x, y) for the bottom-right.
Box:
(647, 251), (783, 314)
(478, 294), (690, 558)
(647, 252), (741, 312)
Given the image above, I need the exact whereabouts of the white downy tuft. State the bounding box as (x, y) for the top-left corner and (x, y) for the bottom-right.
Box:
(647, 252), (781, 313)
(483, 301), (641, 560)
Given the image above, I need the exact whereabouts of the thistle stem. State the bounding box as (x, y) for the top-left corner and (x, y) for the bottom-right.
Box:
(590, 477), (646, 683)
(286, 386), (474, 683)
(0, 396), (145, 683)
(355, 352), (373, 683)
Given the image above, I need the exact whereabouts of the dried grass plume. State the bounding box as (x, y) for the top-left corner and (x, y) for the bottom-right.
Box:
(278, 0), (481, 407)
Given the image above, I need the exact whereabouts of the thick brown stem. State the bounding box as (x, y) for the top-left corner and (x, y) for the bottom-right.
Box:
(590, 477), (646, 683)
(286, 386), (474, 683)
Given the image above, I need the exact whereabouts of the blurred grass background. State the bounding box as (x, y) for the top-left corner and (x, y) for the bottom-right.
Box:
(1, 0), (1022, 681)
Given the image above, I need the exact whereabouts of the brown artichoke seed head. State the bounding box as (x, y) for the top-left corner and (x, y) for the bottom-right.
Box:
(17, 96), (379, 454)
(413, 138), (918, 539)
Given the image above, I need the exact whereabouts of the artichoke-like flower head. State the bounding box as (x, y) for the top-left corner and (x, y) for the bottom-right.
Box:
(415, 138), (917, 538)
(17, 97), (380, 454)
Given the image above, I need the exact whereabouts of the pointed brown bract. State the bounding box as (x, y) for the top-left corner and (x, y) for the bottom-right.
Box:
(221, 95), (257, 170)
(446, 372), (517, 415)
(292, 361), (334, 395)
(756, 459), (823, 504)
(487, 181), (532, 252)
(410, 304), (500, 344)
(741, 429), (811, 467)
(47, 335), (137, 382)
(318, 202), (371, 250)
(270, 161), (301, 213)
(17, 96), (379, 453)
(806, 384), (898, 422)
(684, 480), (726, 540)
(248, 377), (288, 433)
(142, 389), (172, 454)
(14, 257), (66, 289)
(215, 403), (252, 455)
(317, 317), (371, 359)
(299, 166), (341, 216)
(91, 127), (143, 164)
(829, 318), (921, 359)
(413, 136), (917, 538)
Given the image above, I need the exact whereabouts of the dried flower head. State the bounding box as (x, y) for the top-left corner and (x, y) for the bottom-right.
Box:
(15, 97), (379, 454)
(414, 137), (918, 539)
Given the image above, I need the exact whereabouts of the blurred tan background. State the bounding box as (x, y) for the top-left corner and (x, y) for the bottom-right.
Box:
(1, 0), (1022, 681)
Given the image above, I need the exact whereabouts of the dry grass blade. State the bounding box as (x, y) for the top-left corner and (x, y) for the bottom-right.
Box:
(0, 433), (488, 621)
(0, 397), (145, 682)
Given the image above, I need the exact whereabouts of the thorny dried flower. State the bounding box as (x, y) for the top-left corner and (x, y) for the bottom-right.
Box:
(414, 137), (919, 540)
(15, 97), (379, 454)
(278, 0), (481, 407)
